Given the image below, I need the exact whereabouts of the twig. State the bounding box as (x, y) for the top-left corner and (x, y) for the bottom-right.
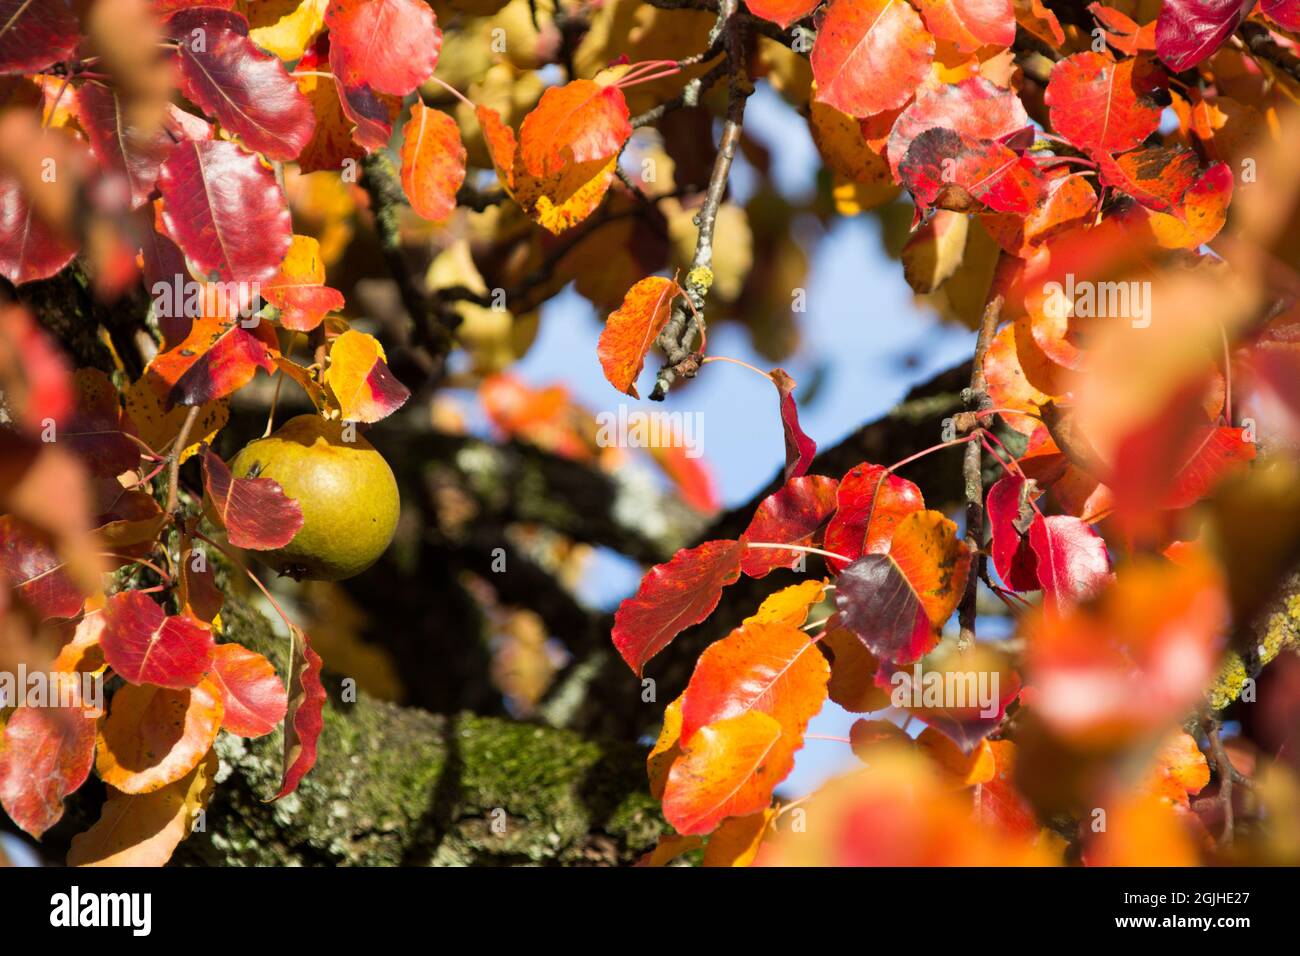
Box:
(957, 282), (1005, 647)
(650, 0), (750, 401)
(165, 404), (201, 516)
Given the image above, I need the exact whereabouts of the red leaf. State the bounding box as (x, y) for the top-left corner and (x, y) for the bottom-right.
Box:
(811, 0), (935, 117)
(399, 102), (467, 222)
(1262, 0), (1300, 30)
(157, 139), (292, 282)
(0, 170), (78, 285)
(75, 82), (173, 209)
(771, 368), (816, 482)
(100, 590), (215, 688)
(597, 276), (681, 398)
(1044, 52), (1166, 154)
(986, 475), (1041, 592)
(912, 0), (1015, 54)
(0, 515), (83, 619)
(1164, 425), (1255, 509)
(149, 314), (280, 407)
(1155, 0), (1255, 72)
(166, 7), (315, 162)
(1028, 513), (1111, 610)
(0, 693), (97, 838)
(0, 0), (79, 74)
(746, 0), (821, 28)
(325, 0), (441, 96)
(886, 77), (1029, 180)
(612, 540), (745, 676)
(208, 642), (288, 738)
(739, 475), (839, 577)
(823, 462), (925, 573)
(834, 511), (970, 664)
(899, 127), (1043, 214)
(518, 79), (632, 179)
(273, 624), (326, 799)
(0, 304), (73, 429)
(201, 445), (304, 550)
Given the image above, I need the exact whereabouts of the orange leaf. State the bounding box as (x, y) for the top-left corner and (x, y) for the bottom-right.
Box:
(661, 711), (783, 835)
(96, 678), (224, 794)
(517, 79), (631, 179)
(399, 102), (467, 223)
(597, 276), (682, 398)
(263, 235), (345, 333)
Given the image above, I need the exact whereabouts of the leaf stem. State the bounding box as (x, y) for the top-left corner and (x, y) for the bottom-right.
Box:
(165, 404), (201, 516)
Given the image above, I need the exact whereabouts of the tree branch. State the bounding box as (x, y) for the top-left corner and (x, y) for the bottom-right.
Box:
(650, 1), (752, 400)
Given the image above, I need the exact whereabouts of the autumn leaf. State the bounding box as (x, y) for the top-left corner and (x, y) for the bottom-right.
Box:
(0, 169), (79, 285)
(273, 623), (326, 799)
(324, 328), (411, 422)
(703, 809), (774, 866)
(157, 139), (292, 282)
(0, 514), (85, 619)
(612, 539), (746, 676)
(739, 475), (839, 577)
(912, 0), (1015, 54)
(647, 693), (684, 800)
(661, 710), (784, 835)
(166, 7), (315, 162)
(1044, 53), (1166, 155)
(74, 81), (172, 209)
(262, 235), (345, 333)
(62, 368), (139, 478)
(325, 0), (441, 96)
(201, 445), (304, 550)
(0, 690), (97, 838)
(1027, 554), (1227, 745)
(811, 0), (936, 118)
(899, 127), (1042, 215)
(518, 79), (632, 179)
(250, 0), (328, 61)
(0, 0), (80, 74)
(770, 368), (816, 481)
(1028, 513), (1111, 611)
(901, 209), (969, 294)
(597, 276), (682, 398)
(823, 615), (891, 712)
(885, 77), (1029, 180)
(742, 580), (828, 628)
(1155, 0), (1256, 72)
(208, 642), (288, 738)
(834, 509), (971, 663)
(745, 0), (821, 28)
(399, 102), (467, 223)
(96, 678), (225, 794)
(148, 314), (280, 408)
(100, 589), (215, 688)
(679, 620), (830, 745)
(68, 749), (217, 866)
(823, 462), (925, 573)
(986, 474), (1041, 591)
(1096, 144), (1200, 213)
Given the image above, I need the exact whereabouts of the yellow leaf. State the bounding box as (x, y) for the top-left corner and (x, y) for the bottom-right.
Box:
(703, 809), (774, 866)
(743, 580), (826, 628)
(124, 376), (227, 462)
(324, 329), (410, 423)
(69, 749), (217, 866)
(248, 0), (328, 62)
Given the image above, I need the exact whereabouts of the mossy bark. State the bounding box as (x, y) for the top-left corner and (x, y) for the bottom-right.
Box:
(172, 598), (665, 866)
